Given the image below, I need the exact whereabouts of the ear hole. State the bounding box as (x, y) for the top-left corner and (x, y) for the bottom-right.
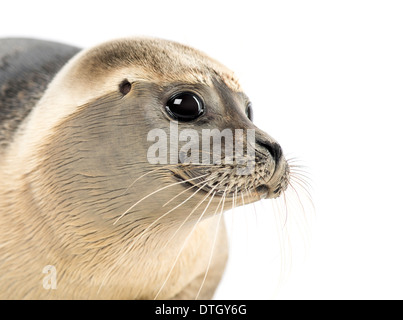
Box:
(119, 79), (131, 95)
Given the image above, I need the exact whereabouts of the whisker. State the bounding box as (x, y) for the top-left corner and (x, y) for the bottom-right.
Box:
(286, 156), (309, 166)
(277, 194), (290, 282)
(289, 170), (313, 189)
(289, 169), (313, 185)
(271, 194), (287, 282)
(287, 182), (309, 216)
(162, 175), (215, 208)
(289, 172), (313, 193)
(113, 173), (209, 225)
(120, 164), (177, 196)
(282, 190), (289, 228)
(195, 187), (227, 300)
(283, 188), (312, 258)
(161, 185), (217, 250)
(288, 177), (315, 213)
(240, 191), (246, 208)
(99, 174), (210, 294)
(154, 189), (217, 300)
(228, 186), (238, 247)
(283, 195), (293, 280)
(246, 188), (259, 227)
(148, 182), (212, 246)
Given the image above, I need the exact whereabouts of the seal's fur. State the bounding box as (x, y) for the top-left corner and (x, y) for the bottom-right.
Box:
(0, 38), (288, 299)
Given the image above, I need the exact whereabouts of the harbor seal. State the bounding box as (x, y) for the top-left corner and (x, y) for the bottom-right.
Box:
(0, 37), (289, 299)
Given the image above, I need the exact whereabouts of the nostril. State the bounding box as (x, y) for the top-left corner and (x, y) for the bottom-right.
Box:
(271, 142), (283, 163)
(258, 140), (283, 163)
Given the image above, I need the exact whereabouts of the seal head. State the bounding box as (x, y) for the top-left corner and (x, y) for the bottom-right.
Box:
(0, 37), (289, 299)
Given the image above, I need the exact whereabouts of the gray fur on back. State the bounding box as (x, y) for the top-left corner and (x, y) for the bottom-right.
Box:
(0, 38), (80, 149)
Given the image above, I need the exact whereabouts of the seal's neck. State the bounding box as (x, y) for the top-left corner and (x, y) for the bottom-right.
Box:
(0, 163), (223, 298)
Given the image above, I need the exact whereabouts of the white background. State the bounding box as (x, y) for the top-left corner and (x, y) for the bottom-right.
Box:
(1, 0), (403, 299)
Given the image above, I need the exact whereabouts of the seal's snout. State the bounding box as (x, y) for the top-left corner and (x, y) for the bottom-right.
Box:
(252, 132), (289, 200)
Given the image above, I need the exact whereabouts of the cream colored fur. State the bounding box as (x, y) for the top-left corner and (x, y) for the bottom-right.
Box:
(0, 37), (286, 299)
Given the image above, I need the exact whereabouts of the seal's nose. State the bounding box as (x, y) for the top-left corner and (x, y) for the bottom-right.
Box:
(257, 139), (283, 163)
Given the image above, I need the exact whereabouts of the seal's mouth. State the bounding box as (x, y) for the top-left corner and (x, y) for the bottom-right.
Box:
(170, 163), (288, 201)
(255, 184), (270, 199)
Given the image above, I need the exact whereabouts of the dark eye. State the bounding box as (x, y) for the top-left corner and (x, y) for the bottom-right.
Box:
(246, 103), (253, 121)
(165, 92), (204, 121)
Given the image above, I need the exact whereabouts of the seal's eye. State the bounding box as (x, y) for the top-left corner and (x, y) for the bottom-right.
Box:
(165, 92), (204, 121)
(246, 103), (253, 121)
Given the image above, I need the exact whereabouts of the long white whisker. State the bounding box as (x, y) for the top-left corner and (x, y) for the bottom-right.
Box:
(289, 177), (315, 211)
(228, 186), (238, 250)
(153, 189), (217, 300)
(195, 187), (227, 300)
(162, 175), (215, 207)
(99, 174), (210, 294)
(246, 188), (258, 227)
(120, 164), (176, 196)
(143, 182), (212, 248)
(162, 185), (217, 250)
(114, 173), (209, 225)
